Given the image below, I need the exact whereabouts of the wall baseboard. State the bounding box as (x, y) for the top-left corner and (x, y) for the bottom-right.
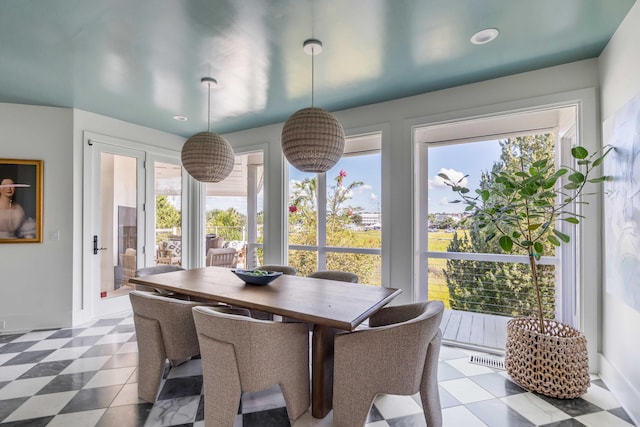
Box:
(599, 353), (640, 426)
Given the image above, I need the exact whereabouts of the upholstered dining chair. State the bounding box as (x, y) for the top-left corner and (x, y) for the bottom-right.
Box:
(134, 265), (185, 294)
(206, 247), (238, 268)
(308, 270), (358, 283)
(128, 291), (237, 403)
(332, 300), (445, 427)
(259, 264), (297, 275)
(192, 306), (310, 426)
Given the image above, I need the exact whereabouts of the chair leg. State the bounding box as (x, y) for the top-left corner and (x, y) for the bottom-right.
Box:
(420, 331), (443, 427)
(200, 335), (242, 427)
(133, 315), (167, 403)
(332, 390), (375, 427)
(279, 360), (310, 420)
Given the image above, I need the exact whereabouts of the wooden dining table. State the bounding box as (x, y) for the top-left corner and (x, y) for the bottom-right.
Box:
(129, 266), (401, 418)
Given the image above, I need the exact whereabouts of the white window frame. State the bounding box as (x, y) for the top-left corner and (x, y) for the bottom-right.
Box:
(286, 132), (383, 272)
(414, 104), (582, 326)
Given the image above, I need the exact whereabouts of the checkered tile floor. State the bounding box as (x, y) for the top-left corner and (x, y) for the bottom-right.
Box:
(0, 313), (636, 426)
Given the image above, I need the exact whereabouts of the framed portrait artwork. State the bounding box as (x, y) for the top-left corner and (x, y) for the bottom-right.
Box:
(0, 159), (43, 243)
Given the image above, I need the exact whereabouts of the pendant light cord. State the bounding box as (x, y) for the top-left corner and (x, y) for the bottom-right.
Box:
(311, 45), (315, 107)
(207, 84), (212, 132)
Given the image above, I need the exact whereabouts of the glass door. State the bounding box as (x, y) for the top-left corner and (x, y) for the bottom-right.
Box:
(84, 140), (145, 319)
(153, 160), (183, 267)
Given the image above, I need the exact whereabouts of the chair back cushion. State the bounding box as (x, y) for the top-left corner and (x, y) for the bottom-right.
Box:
(308, 270), (358, 283)
(259, 265), (297, 275)
(129, 291), (201, 360)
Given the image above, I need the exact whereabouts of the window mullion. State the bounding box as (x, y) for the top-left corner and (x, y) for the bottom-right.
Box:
(317, 172), (327, 270)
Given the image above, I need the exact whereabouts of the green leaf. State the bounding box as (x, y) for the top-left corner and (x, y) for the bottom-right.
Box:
(533, 159), (547, 168)
(553, 229), (571, 243)
(577, 160), (591, 165)
(515, 171), (529, 178)
(460, 188), (470, 194)
(437, 173), (450, 180)
(499, 235), (513, 252)
(554, 168), (568, 177)
(521, 240), (533, 247)
(465, 205), (474, 211)
(563, 217), (580, 224)
(480, 190), (490, 201)
(571, 146), (588, 159)
(528, 223), (542, 231)
(534, 242), (544, 254)
(588, 176), (607, 183)
(450, 199), (461, 203)
(548, 235), (561, 246)
(564, 183), (580, 190)
(568, 172), (585, 183)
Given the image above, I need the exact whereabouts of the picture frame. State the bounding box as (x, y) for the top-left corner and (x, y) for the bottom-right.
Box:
(0, 159), (43, 243)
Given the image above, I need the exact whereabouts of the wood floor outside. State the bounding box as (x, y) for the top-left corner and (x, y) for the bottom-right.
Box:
(440, 309), (510, 352)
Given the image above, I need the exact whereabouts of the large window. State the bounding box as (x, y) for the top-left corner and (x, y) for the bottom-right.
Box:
(204, 151), (264, 268)
(288, 133), (382, 285)
(416, 106), (579, 329)
(154, 161), (182, 267)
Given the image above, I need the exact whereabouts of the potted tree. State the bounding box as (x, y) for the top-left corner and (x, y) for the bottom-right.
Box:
(440, 143), (610, 399)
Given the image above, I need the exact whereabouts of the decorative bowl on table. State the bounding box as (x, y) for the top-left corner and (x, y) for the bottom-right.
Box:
(232, 269), (283, 286)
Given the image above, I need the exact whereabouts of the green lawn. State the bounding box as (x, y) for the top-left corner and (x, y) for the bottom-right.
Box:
(427, 230), (468, 308)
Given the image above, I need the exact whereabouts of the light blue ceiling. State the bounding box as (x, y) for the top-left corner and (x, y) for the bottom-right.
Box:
(0, 0), (635, 137)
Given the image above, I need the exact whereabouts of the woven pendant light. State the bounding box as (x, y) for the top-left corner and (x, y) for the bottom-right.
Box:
(282, 39), (344, 173)
(181, 77), (235, 182)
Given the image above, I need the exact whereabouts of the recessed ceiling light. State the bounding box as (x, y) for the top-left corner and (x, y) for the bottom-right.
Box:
(470, 28), (499, 45)
(173, 115), (188, 121)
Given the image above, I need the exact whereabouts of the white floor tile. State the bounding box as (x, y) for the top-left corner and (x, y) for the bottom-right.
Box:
(60, 356), (111, 374)
(373, 393), (423, 419)
(3, 390), (78, 422)
(575, 411), (636, 427)
(95, 333), (134, 345)
(439, 378), (495, 404)
(292, 410), (334, 426)
(25, 338), (72, 351)
(442, 405), (489, 426)
(78, 326), (116, 337)
(117, 341), (138, 354)
(111, 382), (144, 406)
(446, 357), (496, 376)
(83, 366), (136, 389)
(119, 317), (134, 325)
(47, 408), (106, 427)
(40, 346), (92, 363)
(0, 375), (54, 399)
(11, 330), (57, 342)
(144, 395), (199, 426)
(501, 393), (570, 425)
(581, 384), (623, 410)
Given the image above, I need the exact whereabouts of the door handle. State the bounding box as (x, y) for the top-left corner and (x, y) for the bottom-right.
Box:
(93, 235), (107, 255)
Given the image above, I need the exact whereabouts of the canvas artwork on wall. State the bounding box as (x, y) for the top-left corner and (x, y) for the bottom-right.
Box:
(603, 93), (640, 312)
(0, 159), (43, 243)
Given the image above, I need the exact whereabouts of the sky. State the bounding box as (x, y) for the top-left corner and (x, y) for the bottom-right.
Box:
(288, 152), (382, 213)
(203, 140), (501, 216)
(427, 140), (502, 213)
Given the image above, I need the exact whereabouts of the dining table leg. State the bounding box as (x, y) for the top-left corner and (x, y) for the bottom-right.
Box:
(311, 324), (339, 419)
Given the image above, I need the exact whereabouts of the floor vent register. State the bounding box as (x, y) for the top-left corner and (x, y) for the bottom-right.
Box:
(468, 354), (506, 370)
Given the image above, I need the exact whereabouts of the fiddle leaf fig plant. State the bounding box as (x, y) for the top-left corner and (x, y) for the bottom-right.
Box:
(440, 145), (611, 334)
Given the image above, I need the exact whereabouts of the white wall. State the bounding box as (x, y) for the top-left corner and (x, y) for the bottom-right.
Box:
(598, 2), (640, 423)
(0, 103), (74, 331)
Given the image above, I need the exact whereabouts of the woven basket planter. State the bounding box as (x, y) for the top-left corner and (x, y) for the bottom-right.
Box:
(505, 317), (590, 399)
